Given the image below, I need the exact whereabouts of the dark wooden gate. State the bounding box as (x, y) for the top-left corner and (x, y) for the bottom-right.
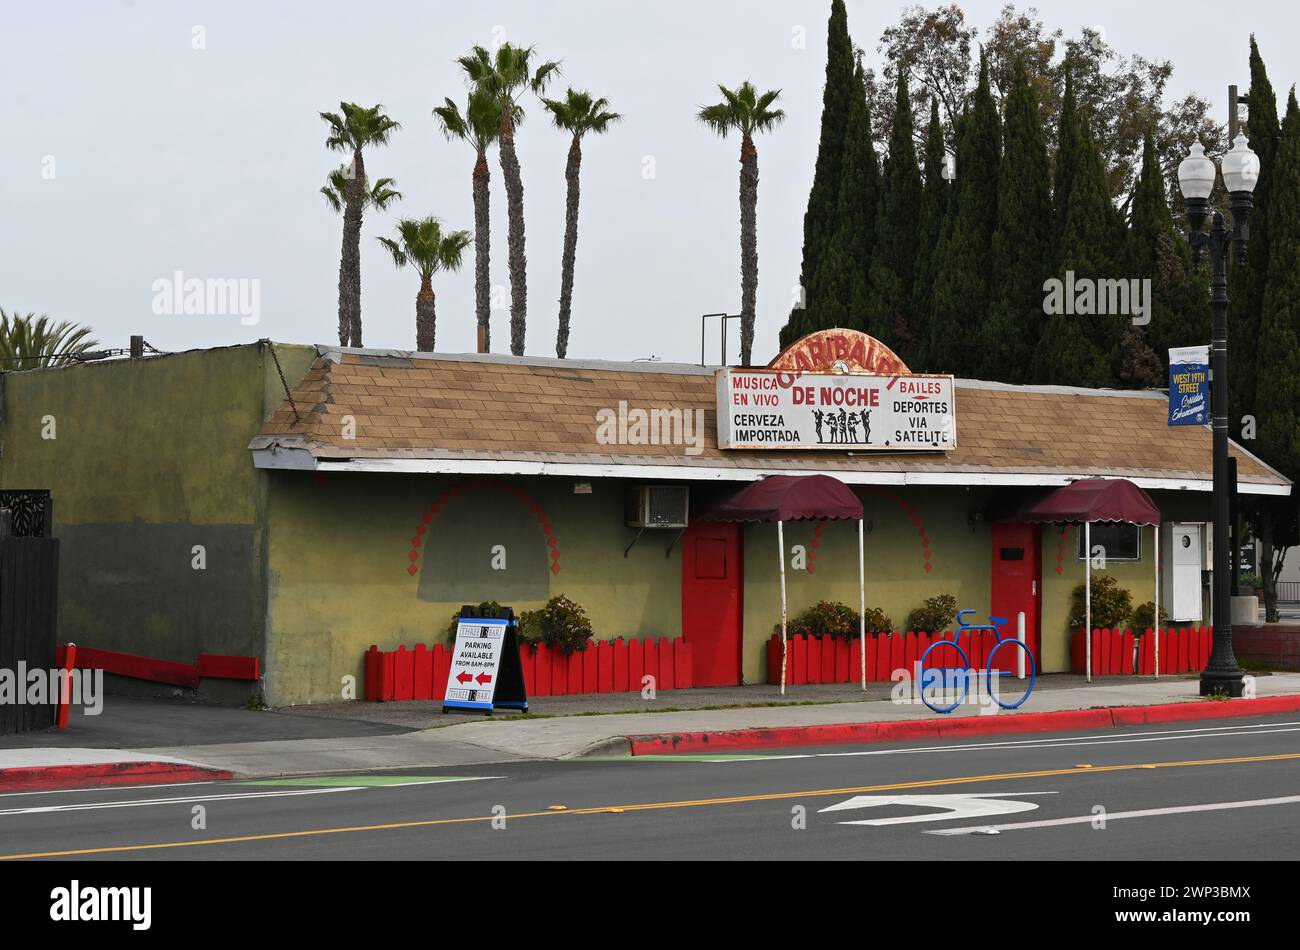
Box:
(0, 491), (60, 735)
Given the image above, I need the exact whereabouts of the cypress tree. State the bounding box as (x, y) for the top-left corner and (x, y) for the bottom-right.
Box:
(981, 57), (1052, 383)
(867, 70), (922, 351)
(1255, 90), (1300, 483)
(1052, 68), (1080, 247)
(908, 98), (950, 368)
(808, 61), (880, 333)
(925, 51), (999, 373)
(1232, 37), (1281, 426)
(1129, 130), (1209, 374)
(780, 0), (854, 345)
(1033, 104), (1119, 386)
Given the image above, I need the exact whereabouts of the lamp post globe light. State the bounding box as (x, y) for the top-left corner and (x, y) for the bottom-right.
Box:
(1176, 133), (1258, 697)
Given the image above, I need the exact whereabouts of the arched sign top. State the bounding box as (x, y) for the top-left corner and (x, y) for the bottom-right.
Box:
(768, 329), (911, 376)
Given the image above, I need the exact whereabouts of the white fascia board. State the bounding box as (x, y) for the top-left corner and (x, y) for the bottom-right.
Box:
(249, 448), (1290, 496)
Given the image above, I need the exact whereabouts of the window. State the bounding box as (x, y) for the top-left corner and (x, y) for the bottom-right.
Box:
(1076, 523), (1141, 561)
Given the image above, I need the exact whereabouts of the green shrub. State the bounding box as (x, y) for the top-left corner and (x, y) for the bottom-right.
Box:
(530, 594), (595, 655)
(1067, 574), (1134, 631)
(1239, 572), (1263, 589)
(1131, 601), (1169, 630)
(783, 600), (894, 637)
(861, 607), (894, 635)
(905, 594), (958, 633)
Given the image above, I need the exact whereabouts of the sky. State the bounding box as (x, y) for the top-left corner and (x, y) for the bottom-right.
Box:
(2, 0), (1297, 366)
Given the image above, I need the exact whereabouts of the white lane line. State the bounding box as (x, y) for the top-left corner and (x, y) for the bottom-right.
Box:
(926, 794), (1300, 835)
(697, 721), (1300, 762)
(0, 780), (226, 800)
(0, 787), (362, 816)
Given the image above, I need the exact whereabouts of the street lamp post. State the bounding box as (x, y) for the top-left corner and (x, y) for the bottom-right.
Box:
(1177, 134), (1259, 697)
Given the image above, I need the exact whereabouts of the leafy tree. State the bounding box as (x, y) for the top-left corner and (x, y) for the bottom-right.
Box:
(982, 57), (1052, 382)
(319, 102), (401, 347)
(433, 89), (501, 351)
(867, 70), (922, 350)
(925, 52), (998, 372)
(697, 81), (786, 366)
(457, 43), (561, 356)
(807, 62), (878, 336)
(781, 0), (854, 347)
(540, 88), (622, 359)
(377, 217), (472, 352)
(0, 310), (98, 368)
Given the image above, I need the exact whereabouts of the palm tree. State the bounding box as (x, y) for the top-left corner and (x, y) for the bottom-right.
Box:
(541, 88), (621, 359)
(319, 102), (401, 348)
(377, 217), (472, 352)
(697, 82), (785, 366)
(456, 44), (561, 356)
(320, 166), (403, 216)
(434, 89), (501, 351)
(0, 309), (98, 368)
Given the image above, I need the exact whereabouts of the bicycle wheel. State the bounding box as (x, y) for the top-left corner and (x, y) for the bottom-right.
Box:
(985, 639), (1037, 710)
(919, 640), (970, 714)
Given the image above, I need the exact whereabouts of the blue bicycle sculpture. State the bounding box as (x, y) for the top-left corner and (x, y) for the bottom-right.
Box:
(917, 609), (1037, 713)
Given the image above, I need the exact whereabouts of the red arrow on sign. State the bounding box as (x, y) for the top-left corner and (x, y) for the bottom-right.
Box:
(476, 672), (493, 685)
(456, 672), (473, 685)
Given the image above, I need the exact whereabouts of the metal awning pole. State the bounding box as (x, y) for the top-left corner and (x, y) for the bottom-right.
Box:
(778, 520), (788, 696)
(859, 518), (866, 691)
(1154, 522), (1161, 679)
(1085, 521), (1092, 684)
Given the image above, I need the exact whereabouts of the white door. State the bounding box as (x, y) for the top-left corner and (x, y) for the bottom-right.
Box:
(1170, 524), (1202, 621)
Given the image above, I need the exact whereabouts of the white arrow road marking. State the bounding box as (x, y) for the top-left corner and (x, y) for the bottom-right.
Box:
(926, 794), (1300, 836)
(819, 791), (1057, 826)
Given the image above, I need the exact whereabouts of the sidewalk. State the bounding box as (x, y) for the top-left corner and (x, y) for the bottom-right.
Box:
(4, 673), (1300, 786)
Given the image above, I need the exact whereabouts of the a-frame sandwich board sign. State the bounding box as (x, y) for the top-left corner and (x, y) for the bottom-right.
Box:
(442, 604), (529, 715)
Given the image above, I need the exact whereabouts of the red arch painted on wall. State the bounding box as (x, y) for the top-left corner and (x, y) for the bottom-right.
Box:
(405, 478), (561, 577)
(860, 487), (936, 574)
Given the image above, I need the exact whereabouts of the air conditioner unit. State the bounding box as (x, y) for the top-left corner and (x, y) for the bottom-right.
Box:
(625, 485), (689, 529)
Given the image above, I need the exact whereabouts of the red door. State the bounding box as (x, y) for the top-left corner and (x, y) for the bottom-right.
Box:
(681, 521), (744, 686)
(990, 523), (1041, 673)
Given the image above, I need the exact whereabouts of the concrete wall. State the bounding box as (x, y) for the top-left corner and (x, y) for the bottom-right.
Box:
(262, 473), (683, 705)
(0, 342), (317, 702)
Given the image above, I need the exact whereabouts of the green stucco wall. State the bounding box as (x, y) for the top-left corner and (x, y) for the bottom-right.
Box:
(0, 342), (316, 689)
(262, 473), (683, 705)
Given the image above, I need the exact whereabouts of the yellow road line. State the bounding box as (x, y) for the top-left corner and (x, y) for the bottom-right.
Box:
(4, 751), (1298, 860)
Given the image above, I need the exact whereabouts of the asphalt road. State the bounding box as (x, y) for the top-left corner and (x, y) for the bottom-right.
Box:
(3, 714), (1299, 861)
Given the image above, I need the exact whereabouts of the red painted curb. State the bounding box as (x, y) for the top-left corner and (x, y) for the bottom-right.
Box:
(0, 760), (234, 792)
(625, 694), (1300, 755)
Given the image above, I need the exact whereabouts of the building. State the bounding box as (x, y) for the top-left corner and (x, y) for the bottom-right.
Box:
(1, 332), (1289, 705)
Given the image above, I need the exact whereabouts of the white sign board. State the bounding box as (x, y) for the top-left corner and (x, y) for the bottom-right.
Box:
(444, 617), (509, 708)
(716, 369), (956, 451)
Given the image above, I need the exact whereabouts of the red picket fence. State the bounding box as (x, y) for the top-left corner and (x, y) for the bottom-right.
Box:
(364, 637), (692, 702)
(764, 630), (1017, 685)
(1069, 626), (1212, 676)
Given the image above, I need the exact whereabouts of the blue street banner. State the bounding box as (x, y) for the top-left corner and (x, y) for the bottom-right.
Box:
(1168, 345), (1209, 426)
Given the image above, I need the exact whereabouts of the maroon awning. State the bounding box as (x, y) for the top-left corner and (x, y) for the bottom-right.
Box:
(701, 474), (863, 523)
(1019, 478), (1160, 526)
